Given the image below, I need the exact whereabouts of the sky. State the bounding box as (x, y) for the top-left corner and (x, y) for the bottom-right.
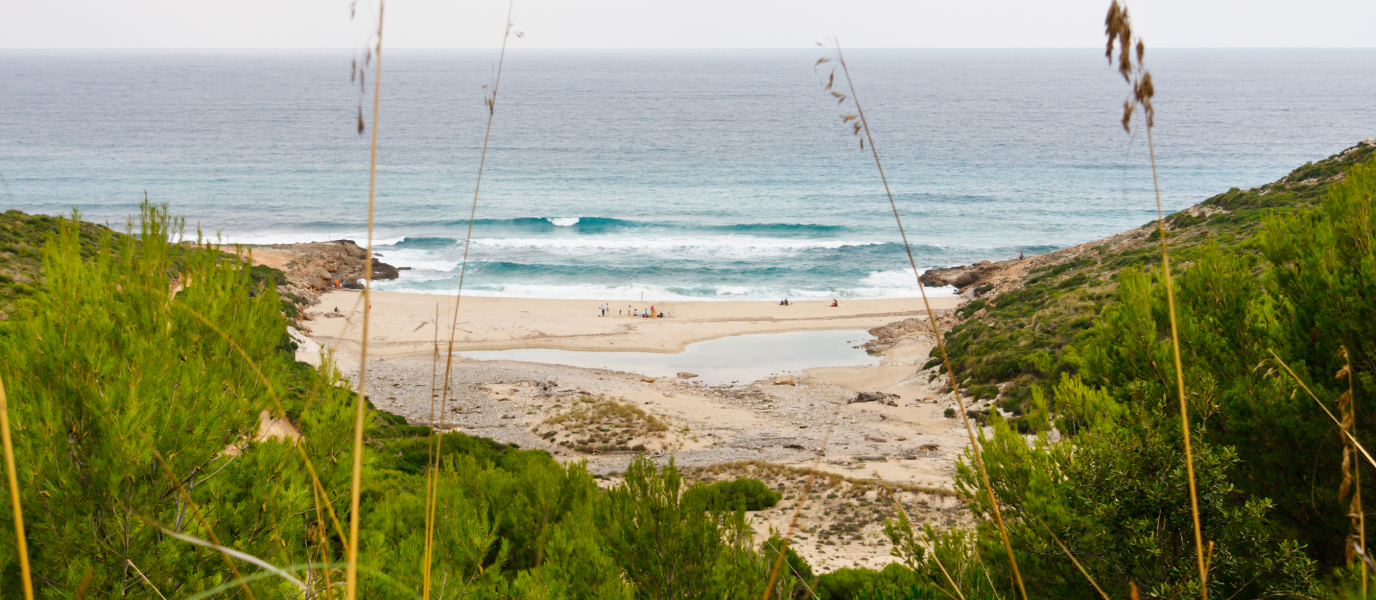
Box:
(2, 0), (1374, 49)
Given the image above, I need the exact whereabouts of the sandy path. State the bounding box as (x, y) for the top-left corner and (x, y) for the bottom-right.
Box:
(304, 292), (961, 357)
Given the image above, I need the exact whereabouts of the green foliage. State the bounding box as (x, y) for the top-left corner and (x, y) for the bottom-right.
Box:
(0, 202), (358, 596)
(930, 154), (1376, 597)
(815, 563), (933, 600)
(0, 205), (814, 598)
(0, 209), (114, 320)
(760, 534), (815, 600)
(682, 477), (782, 511)
(880, 511), (996, 600)
(957, 412), (1318, 599)
(940, 140), (1375, 417)
(597, 456), (788, 600)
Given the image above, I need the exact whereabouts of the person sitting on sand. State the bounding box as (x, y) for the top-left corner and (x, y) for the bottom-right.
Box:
(633, 309), (639, 317)
(831, 299), (839, 307)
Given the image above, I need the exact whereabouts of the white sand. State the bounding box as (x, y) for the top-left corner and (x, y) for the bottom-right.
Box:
(303, 292), (961, 357)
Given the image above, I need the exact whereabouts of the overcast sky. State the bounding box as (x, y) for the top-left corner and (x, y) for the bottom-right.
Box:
(3, 0), (1373, 49)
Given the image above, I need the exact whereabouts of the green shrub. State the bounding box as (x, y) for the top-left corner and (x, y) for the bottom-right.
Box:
(682, 477), (782, 511)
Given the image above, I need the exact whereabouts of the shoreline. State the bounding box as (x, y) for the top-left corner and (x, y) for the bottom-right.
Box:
(303, 291), (964, 358)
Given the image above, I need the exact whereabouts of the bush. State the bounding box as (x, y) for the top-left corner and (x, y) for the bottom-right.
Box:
(682, 477), (782, 511)
(943, 408), (956, 418)
(814, 563), (928, 600)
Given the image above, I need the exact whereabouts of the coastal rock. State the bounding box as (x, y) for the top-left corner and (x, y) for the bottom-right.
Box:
(849, 392), (899, 406)
(249, 239), (401, 293)
(677, 372), (698, 379)
(773, 375), (796, 386)
(919, 259), (1018, 291)
(370, 258), (399, 280)
(862, 315), (948, 353)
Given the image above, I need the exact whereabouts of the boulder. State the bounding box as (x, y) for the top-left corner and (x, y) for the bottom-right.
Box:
(849, 391), (900, 406)
(370, 258), (399, 280)
(773, 375), (796, 386)
(918, 259), (1013, 291)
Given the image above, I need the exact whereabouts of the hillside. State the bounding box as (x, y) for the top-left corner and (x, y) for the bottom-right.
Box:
(925, 138), (1376, 412)
(0, 210), (115, 320)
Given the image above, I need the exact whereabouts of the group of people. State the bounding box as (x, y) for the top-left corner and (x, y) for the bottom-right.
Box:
(598, 303), (665, 318)
(777, 298), (842, 307)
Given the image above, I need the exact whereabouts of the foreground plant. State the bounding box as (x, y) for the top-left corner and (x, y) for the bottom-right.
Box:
(346, 1), (385, 597)
(1105, 2), (1207, 595)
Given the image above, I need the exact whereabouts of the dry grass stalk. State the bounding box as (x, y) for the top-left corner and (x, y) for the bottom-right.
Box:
(1104, 3), (1207, 596)
(345, 1), (385, 597)
(1270, 349), (1376, 470)
(423, 303), (442, 598)
(1031, 514), (1111, 600)
(429, 2), (519, 597)
(1337, 346), (1367, 594)
(0, 375), (34, 600)
(812, 39), (1028, 600)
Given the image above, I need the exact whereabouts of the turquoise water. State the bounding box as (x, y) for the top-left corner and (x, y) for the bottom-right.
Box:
(3, 49), (1374, 299)
(457, 329), (878, 386)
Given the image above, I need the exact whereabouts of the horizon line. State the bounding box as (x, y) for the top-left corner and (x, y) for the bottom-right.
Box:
(4, 46), (1376, 51)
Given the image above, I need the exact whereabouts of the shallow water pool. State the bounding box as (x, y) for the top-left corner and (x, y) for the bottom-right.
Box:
(456, 329), (877, 386)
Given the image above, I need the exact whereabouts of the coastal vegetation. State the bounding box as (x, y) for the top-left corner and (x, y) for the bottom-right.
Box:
(941, 140), (1376, 417)
(3, 1), (1376, 598)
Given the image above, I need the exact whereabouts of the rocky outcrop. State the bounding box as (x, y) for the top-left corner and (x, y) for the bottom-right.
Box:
(918, 259), (1019, 292)
(861, 314), (949, 353)
(252, 239), (400, 294)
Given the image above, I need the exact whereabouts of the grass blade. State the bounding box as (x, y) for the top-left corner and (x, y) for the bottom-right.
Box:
(347, 3), (386, 599)
(429, 4), (516, 594)
(143, 516), (308, 591)
(1104, 4), (1207, 594)
(824, 39), (1029, 600)
(0, 375), (34, 600)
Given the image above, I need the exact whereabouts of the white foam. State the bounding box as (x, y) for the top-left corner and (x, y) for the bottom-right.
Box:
(219, 231), (409, 247)
(472, 235), (880, 250)
(545, 217), (581, 227)
(371, 279), (952, 302)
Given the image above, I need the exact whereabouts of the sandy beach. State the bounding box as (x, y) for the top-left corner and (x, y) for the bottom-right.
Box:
(303, 291), (961, 357)
(298, 290), (977, 571)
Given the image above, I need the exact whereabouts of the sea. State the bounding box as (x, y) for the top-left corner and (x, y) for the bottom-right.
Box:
(2, 49), (1374, 301)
